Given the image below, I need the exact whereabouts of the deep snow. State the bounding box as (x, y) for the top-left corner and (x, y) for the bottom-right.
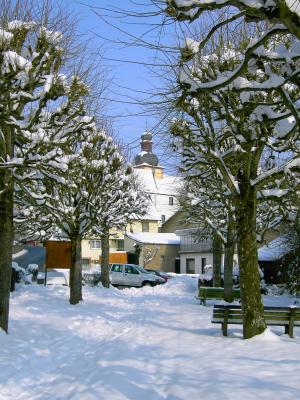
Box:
(1, 276), (300, 400)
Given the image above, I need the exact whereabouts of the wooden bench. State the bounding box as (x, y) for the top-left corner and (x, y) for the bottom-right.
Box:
(197, 287), (241, 306)
(212, 304), (300, 337)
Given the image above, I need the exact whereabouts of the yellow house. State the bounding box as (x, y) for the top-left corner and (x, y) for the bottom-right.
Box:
(124, 232), (180, 272)
(81, 220), (159, 267)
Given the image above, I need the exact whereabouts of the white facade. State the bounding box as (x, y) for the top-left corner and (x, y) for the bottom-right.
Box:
(134, 168), (182, 227)
(176, 228), (239, 274)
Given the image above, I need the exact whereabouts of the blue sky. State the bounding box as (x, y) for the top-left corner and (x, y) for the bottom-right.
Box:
(67, 0), (178, 173)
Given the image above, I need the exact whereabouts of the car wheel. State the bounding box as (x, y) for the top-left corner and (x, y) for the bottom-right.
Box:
(142, 281), (152, 287)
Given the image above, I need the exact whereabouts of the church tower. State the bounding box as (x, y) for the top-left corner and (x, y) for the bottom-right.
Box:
(134, 132), (164, 179)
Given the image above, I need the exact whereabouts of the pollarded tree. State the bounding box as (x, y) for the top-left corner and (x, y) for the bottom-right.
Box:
(90, 160), (149, 289)
(16, 124), (107, 304)
(177, 126), (298, 302)
(16, 121), (148, 301)
(0, 16), (74, 333)
(168, 29), (300, 337)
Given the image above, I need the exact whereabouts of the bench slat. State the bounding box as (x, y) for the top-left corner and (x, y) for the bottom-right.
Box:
(198, 287), (241, 306)
(211, 305), (300, 338)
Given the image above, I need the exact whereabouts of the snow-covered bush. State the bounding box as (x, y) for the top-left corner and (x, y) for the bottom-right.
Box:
(27, 264), (39, 280)
(12, 262), (30, 284)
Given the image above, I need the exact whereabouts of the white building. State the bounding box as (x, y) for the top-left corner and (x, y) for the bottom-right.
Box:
(176, 228), (239, 274)
(132, 131), (182, 230)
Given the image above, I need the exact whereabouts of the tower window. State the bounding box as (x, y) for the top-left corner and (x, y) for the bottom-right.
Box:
(161, 215), (166, 224)
(169, 197), (174, 205)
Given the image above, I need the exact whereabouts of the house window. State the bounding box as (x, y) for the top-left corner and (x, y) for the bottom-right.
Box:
(169, 197), (174, 205)
(117, 239), (124, 251)
(161, 215), (166, 224)
(186, 258), (195, 274)
(201, 258), (207, 274)
(90, 240), (101, 249)
(142, 221), (149, 232)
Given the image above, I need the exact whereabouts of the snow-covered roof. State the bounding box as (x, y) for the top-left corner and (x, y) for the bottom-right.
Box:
(126, 232), (180, 245)
(134, 168), (182, 196)
(258, 235), (294, 262)
(156, 175), (182, 196)
(48, 235), (70, 242)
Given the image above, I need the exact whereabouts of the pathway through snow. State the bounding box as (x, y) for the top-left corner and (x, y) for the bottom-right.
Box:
(0, 276), (300, 400)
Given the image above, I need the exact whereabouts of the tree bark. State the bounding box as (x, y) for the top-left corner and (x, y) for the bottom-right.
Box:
(0, 121), (14, 333)
(212, 232), (222, 287)
(224, 218), (235, 302)
(101, 227), (110, 288)
(69, 234), (83, 305)
(236, 186), (266, 339)
(0, 170), (13, 333)
(224, 243), (235, 302)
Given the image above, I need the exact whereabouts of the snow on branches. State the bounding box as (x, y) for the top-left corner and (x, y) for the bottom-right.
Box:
(15, 124), (149, 241)
(165, 1), (300, 39)
(0, 20), (69, 174)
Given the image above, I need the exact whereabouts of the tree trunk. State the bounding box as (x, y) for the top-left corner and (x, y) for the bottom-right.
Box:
(223, 242), (235, 302)
(101, 228), (110, 288)
(69, 234), (82, 305)
(212, 232), (222, 287)
(236, 187), (266, 339)
(0, 122), (14, 333)
(0, 171), (13, 333)
(224, 218), (235, 302)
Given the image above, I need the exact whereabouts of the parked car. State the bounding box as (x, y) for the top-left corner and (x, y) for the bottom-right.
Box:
(198, 264), (240, 288)
(110, 264), (165, 287)
(145, 269), (171, 282)
(198, 265), (264, 290)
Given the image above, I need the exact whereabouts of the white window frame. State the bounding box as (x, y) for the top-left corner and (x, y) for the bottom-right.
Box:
(90, 240), (101, 249)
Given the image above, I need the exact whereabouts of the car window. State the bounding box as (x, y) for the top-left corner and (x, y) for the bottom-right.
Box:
(146, 270), (156, 275)
(135, 265), (149, 274)
(111, 264), (123, 273)
(125, 265), (139, 274)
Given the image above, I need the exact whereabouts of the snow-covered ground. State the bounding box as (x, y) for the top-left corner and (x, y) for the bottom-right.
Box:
(1, 276), (300, 400)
